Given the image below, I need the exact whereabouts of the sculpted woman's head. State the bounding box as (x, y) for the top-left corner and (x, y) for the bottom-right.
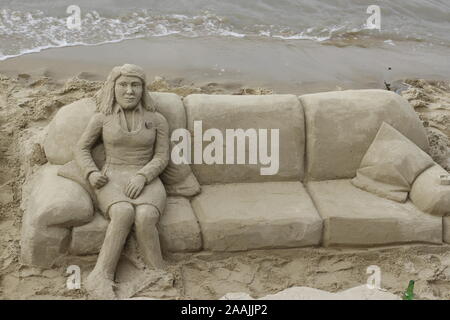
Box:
(95, 64), (156, 114)
(114, 75), (143, 110)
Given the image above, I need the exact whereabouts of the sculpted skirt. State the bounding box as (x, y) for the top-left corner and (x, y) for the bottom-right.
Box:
(95, 163), (167, 219)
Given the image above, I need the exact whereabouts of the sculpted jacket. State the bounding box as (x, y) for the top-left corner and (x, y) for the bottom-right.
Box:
(74, 104), (170, 185)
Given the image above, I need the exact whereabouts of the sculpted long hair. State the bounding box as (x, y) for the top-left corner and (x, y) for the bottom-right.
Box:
(95, 64), (156, 114)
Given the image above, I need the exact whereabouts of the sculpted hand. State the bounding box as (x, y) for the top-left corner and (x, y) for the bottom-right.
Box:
(88, 171), (108, 189)
(125, 175), (146, 199)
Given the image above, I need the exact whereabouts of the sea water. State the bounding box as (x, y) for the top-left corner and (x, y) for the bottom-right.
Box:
(0, 0), (449, 61)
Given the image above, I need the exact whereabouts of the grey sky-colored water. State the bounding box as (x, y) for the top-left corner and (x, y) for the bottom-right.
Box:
(0, 0), (449, 59)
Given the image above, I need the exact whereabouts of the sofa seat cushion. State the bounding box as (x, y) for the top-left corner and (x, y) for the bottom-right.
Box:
(70, 213), (109, 255)
(158, 196), (203, 252)
(69, 196), (202, 255)
(307, 180), (442, 246)
(191, 182), (323, 251)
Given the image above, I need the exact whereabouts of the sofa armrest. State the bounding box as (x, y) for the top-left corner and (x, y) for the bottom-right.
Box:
(410, 164), (450, 216)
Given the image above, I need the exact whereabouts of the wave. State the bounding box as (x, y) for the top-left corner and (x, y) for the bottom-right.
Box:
(0, 2), (449, 61)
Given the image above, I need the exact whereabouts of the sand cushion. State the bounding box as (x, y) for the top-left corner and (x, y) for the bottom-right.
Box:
(158, 196), (203, 252)
(69, 196), (202, 255)
(163, 172), (201, 197)
(69, 213), (109, 255)
(191, 182), (323, 251)
(184, 94), (305, 184)
(351, 122), (434, 202)
(300, 90), (429, 181)
(409, 164), (450, 216)
(149, 92), (199, 193)
(43, 98), (95, 165)
(307, 180), (442, 246)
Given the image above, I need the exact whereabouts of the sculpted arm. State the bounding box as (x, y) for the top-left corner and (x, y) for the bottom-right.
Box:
(74, 113), (107, 187)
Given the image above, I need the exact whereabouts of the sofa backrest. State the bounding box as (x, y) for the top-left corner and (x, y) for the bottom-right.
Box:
(299, 89), (429, 181)
(44, 89), (428, 186)
(183, 94), (306, 184)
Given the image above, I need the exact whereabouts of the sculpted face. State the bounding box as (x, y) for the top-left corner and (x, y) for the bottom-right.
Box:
(114, 75), (143, 110)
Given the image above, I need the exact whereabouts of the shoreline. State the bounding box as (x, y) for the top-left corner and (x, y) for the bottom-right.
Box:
(1, 36), (449, 95)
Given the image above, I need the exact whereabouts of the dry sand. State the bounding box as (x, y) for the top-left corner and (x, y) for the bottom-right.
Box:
(1, 70), (450, 300)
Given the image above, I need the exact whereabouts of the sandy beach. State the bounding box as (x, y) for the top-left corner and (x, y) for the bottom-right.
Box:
(0, 52), (450, 299)
(1, 0), (450, 300)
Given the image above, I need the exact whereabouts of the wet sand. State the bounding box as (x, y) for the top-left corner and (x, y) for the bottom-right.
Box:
(1, 36), (449, 94)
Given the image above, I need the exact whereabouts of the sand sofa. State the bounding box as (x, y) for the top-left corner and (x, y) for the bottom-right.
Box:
(21, 89), (450, 268)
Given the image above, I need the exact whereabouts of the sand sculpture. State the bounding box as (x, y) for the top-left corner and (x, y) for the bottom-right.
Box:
(20, 64), (450, 299)
(72, 64), (170, 298)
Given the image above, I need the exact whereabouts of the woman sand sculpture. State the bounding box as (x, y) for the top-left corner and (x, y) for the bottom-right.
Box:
(74, 64), (170, 299)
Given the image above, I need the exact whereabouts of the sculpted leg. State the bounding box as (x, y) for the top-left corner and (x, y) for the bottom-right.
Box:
(135, 205), (165, 270)
(86, 202), (135, 299)
(96, 202), (135, 277)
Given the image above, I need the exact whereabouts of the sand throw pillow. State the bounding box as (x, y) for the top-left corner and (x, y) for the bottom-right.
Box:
(351, 122), (434, 202)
